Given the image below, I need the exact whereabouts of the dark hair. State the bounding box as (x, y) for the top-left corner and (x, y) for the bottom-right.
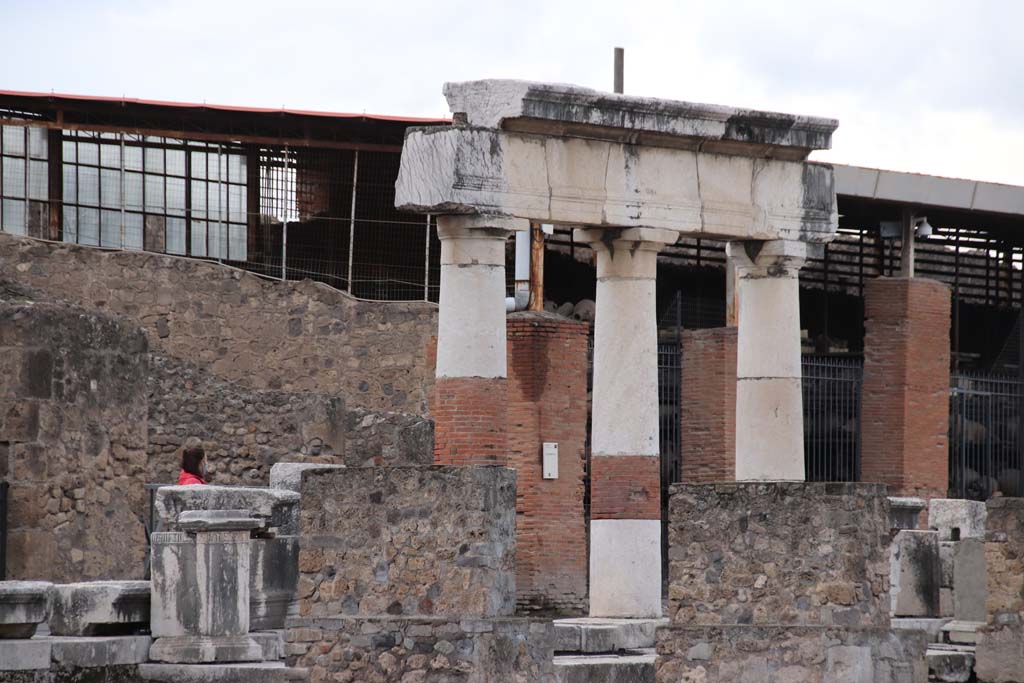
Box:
(181, 446), (206, 477)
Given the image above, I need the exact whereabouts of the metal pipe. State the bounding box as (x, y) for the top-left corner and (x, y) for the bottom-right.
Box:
(347, 150), (359, 294)
(281, 148), (289, 280)
(899, 206), (915, 277)
(528, 222), (545, 311)
(424, 214), (431, 302)
(614, 47), (624, 94)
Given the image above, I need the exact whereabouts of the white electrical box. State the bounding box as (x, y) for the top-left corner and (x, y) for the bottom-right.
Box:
(542, 442), (558, 479)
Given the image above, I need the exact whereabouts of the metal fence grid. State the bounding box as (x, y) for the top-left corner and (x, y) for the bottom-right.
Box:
(802, 355), (863, 483)
(950, 371), (1024, 499)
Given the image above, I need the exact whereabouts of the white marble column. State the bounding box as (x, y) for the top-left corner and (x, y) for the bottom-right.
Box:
(576, 226), (676, 618)
(726, 240), (808, 481)
(434, 214), (527, 465)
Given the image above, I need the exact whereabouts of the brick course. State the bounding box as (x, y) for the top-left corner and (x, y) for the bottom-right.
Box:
(590, 455), (661, 520)
(431, 377), (509, 466)
(506, 313), (588, 614)
(680, 327), (737, 483)
(861, 277), (951, 498)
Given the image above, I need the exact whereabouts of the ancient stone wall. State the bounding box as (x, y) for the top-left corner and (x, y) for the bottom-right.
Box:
(0, 293), (149, 582)
(861, 277), (951, 498)
(975, 497), (1024, 683)
(285, 617), (554, 683)
(506, 313), (588, 615)
(146, 353), (433, 486)
(296, 466), (516, 619)
(680, 327), (737, 484)
(0, 234), (438, 414)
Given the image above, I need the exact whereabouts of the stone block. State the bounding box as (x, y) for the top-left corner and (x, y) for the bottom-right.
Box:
(139, 661), (308, 682)
(940, 588), (954, 618)
(928, 499), (986, 541)
(267, 462), (344, 493)
(47, 634), (151, 666)
(0, 638), (51, 671)
(0, 581), (51, 638)
(889, 497), (927, 531)
(250, 630), (283, 661)
(891, 617), (952, 643)
(952, 538), (986, 623)
(148, 635), (264, 664)
(47, 580), (150, 636)
(553, 652), (656, 683)
(942, 620), (983, 645)
(939, 541), (955, 587)
(155, 485), (300, 535)
(552, 617), (667, 653)
(825, 645), (873, 683)
(976, 623), (1024, 683)
(926, 648), (973, 683)
(250, 536), (299, 631)
(890, 530), (941, 617)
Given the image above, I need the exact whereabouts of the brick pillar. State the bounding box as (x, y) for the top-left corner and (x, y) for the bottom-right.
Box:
(506, 313), (588, 613)
(861, 277), (951, 498)
(680, 327), (737, 483)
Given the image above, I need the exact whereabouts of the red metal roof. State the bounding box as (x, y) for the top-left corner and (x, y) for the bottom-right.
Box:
(0, 88), (451, 124)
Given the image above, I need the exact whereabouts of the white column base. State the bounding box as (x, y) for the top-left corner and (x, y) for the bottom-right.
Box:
(735, 377), (805, 481)
(589, 519), (662, 618)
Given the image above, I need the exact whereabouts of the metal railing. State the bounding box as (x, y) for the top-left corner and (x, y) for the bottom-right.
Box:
(802, 355), (863, 483)
(950, 371), (1024, 499)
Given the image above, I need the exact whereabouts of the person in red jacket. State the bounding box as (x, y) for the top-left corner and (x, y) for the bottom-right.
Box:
(177, 445), (208, 485)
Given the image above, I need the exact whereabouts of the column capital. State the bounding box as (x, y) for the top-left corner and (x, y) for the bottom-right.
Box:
(437, 213), (529, 240)
(573, 226), (679, 252)
(726, 239), (808, 277)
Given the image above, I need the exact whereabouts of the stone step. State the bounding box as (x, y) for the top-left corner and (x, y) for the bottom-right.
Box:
(553, 650), (655, 683)
(891, 617), (952, 643)
(927, 646), (975, 683)
(941, 619), (985, 645)
(138, 662), (308, 682)
(554, 617), (667, 653)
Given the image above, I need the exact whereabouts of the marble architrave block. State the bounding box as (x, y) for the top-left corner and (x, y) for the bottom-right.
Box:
(48, 581), (150, 636)
(155, 485), (300, 536)
(0, 581), (51, 639)
(149, 510), (263, 663)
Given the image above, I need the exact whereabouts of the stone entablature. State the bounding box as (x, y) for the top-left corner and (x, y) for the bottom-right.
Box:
(396, 80), (838, 242)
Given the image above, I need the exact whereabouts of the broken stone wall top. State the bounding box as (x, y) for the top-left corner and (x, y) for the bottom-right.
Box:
(443, 79), (837, 158)
(155, 485), (299, 535)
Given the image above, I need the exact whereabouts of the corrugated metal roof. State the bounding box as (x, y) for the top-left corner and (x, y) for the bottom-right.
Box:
(0, 88), (450, 124)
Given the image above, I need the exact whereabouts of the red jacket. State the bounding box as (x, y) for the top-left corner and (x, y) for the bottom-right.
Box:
(177, 470), (206, 486)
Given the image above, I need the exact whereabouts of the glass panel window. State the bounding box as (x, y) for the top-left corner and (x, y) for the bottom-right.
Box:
(28, 160), (47, 200)
(78, 141), (99, 166)
(208, 221), (226, 259)
(167, 177), (186, 216)
(62, 139), (77, 163)
(191, 220), (207, 257)
(124, 172), (143, 210)
(190, 179), (207, 217)
(145, 175), (164, 211)
(62, 207), (77, 243)
(228, 223), (247, 261)
(78, 166), (99, 205)
(207, 152), (222, 182)
(2, 126), (24, 155)
(2, 199), (26, 235)
(145, 147), (163, 174)
(124, 145), (143, 171)
(229, 184), (246, 223)
(100, 169), (121, 208)
(28, 127), (47, 159)
(166, 216), (186, 255)
(228, 154), (244, 183)
(124, 212), (144, 250)
(78, 207), (99, 245)
(100, 143), (121, 168)
(3, 157), (25, 198)
(191, 151), (206, 179)
(100, 209), (120, 247)
(166, 149), (186, 176)
(62, 165), (77, 204)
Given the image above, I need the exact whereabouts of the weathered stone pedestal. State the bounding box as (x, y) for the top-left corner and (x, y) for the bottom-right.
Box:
(0, 581), (50, 638)
(656, 483), (927, 683)
(48, 580), (150, 636)
(149, 510), (263, 663)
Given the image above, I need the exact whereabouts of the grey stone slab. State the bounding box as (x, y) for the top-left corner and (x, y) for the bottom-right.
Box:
(888, 497), (927, 531)
(891, 617), (952, 643)
(939, 541), (955, 587)
(443, 80), (837, 153)
(250, 536), (298, 631)
(148, 635), (264, 664)
(0, 638), (51, 671)
(890, 530), (941, 617)
(942, 620), (984, 645)
(552, 617), (667, 653)
(46, 634), (151, 666)
(251, 630), (284, 661)
(554, 621), (580, 652)
(928, 499), (986, 541)
(156, 485), (300, 535)
(139, 661), (308, 682)
(177, 509), (262, 533)
(268, 463), (344, 493)
(0, 581), (51, 639)
(48, 580), (150, 636)
(940, 588), (954, 618)
(825, 645), (873, 683)
(926, 648), (974, 683)
(953, 538), (987, 623)
(553, 651), (656, 683)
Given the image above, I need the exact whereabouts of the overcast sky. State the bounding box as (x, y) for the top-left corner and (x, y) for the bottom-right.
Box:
(3, 0), (1021, 185)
